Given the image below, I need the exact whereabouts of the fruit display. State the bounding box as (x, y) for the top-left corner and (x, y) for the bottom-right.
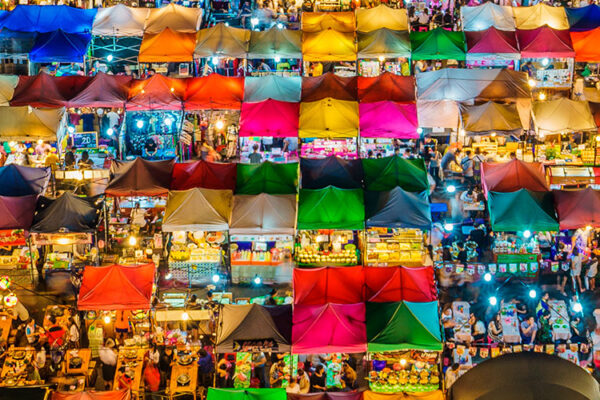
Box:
(295, 246), (358, 265)
(368, 354), (440, 393)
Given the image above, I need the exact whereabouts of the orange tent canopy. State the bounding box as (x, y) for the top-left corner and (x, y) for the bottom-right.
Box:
(184, 73), (244, 110)
(139, 28), (196, 63)
(571, 28), (600, 62)
(126, 74), (186, 110)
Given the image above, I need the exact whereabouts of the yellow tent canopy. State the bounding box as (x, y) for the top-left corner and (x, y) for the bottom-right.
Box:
(0, 106), (65, 141)
(356, 5), (408, 32)
(357, 28), (410, 59)
(302, 11), (356, 33)
(532, 98), (597, 136)
(139, 28), (196, 62)
(144, 3), (202, 34)
(299, 97), (359, 138)
(302, 30), (356, 62)
(513, 3), (569, 30)
(0, 75), (17, 106)
(195, 23), (250, 58)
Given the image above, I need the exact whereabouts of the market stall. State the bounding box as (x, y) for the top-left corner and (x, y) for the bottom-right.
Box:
(293, 266), (365, 305)
(91, 5), (149, 37)
(58, 348), (92, 392)
(532, 98), (597, 139)
(0, 347), (41, 387)
(362, 155), (429, 192)
(481, 160), (549, 195)
(243, 76), (301, 103)
(356, 5), (408, 33)
(235, 161), (298, 195)
(410, 28), (466, 64)
(364, 266), (437, 303)
(357, 73), (415, 103)
(460, 3), (515, 32)
(194, 23), (250, 60)
(0, 194), (39, 276)
(554, 188), (600, 229)
(207, 388), (287, 400)
(459, 102), (523, 138)
(169, 347), (199, 399)
(359, 101), (418, 156)
(301, 12), (356, 66)
(300, 156), (363, 189)
(465, 28), (520, 69)
(10, 73), (88, 108)
(247, 27), (302, 61)
(145, 3), (202, 34)
(513, 3), (569, 30)
(138, 28), (196, 63)
(357, 29), (410, 77)
(114, 347), (146, 395)
(171, 160), (237, 191)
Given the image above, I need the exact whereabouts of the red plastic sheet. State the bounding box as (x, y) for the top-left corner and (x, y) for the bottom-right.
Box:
(106, 158), (174, 197)
(364, 266), (437, 302)
(68, 72), (132, 108)
(239, 99), (299, 137)
(184, 74), (244, 110)
(171, 160), (237, 191)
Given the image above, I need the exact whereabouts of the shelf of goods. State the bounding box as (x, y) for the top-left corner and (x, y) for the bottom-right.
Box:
(230, 234), (294, 284)
(365, 228), (424, 267)
(368, 351), (440, 393)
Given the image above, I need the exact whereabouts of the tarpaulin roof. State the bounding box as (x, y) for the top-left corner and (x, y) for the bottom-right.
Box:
(365, 188), (432, 230)
(68, 72), (131, 108)
(163, 188), (232, 232)
(106, 158), (174, 197)
(366, 301), (442, 351)
(11, 73), (84, 107)
(460, 101), (523, 135)
(466, 27), (519, 56)
(461, 3), (515, 31)
(299, 98), (359, 138)
(356, 5), (408, 32)
(0, 106), (64, 141)
(364, 266), (437, 302)
(297, 186), (364, 230)
(362, 156), (429, 192)
(566, 5), (600, 32)
(554, 188), (600, 230)
(0, 165), (50, 196)
(78, 263), (155, 310)
(532, 98), (596, 135)
(359, 101), (418, 138)
(92, 5), (150, 37)
(144, 3), (201, 34)
(29, 30), (91, 63)
(216, 304), (291, 353)
(239, 99), (299, 137)
(302, 30), (356, 62)
(517, 27), (574, 58)
(229, 193), (296, 235)
(194, 23), (250, 59)
(51, 389), (131, 400)
(235, 162), (298, 195)
(0, 75), (17, 106)
(302, 73), (357, 102)
(184, 74), (244, 110)
(357, 28), (410, 59)
(0, 5), (97, 33)
(31, 192), (102, 233)
(139, 28), (196, 62)
(292, 303), (366, 354)
(293, 266), (365, 305)
(301, 11), (355, 33)
(513, 3), (569, 30)
(417, 99), (459, 129)
(126, 74), (186, 111)
(410, 27), (466, 60)
(300, 156), (363, 189)
(570, 28), (600, 62)
(171, 160), (236, 191)
(243, 75), (301, 103)
(0, 195), (37, 230)
(248, 27), (301, 59)
(488, 189), (558, 232)
(207, 389), (286, 400)
(357, 73), (415, 103)
(481, 159), (549, 194)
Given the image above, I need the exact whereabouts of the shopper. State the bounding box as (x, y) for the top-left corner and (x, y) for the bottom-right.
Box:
(310, 364), (326, 392)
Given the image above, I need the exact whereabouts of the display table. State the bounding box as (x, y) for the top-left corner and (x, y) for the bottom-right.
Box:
(231, 263), (293, 284)
(549, 300), (571, 342)
(500, 304), (521, 344)
(0, 347), (40, 387)
(364, 228), (424, 266)
(169, 261), (221, 286)
(169, 350), (198, 400)
(0, 313), (12, 345)
(452, 301), (472, 343)
(114, 347), (146, 395)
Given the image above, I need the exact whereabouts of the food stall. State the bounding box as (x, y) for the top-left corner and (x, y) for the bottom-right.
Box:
(554, 188), (600, 230)
(461, 3), (516, 32)
(410, 28), (467, 68)
(459, 102), (524, 142)
(235, 162), (299, 196)
(499, 303), (521, 344)
(363, 155), (430, 193)
(300, 156), (363, 190)
(57, 348), (92, 392)
(465, 28), (520, 69)
(0, 347), (41, 387)
(169, 348), (199, 399)
(114, 347), (146, 395)
(531, 98), (597, 147)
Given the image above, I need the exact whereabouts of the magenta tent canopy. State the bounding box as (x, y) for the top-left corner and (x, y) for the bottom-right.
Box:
(239, 99), (299, 137)
(0, 194), (37, 230)
(359, 101), (418, 138)
(292, 303), (366, 354)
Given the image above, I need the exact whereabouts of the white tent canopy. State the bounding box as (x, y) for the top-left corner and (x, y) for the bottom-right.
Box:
(92, 5), (150, 36)
(243, 75), (301, 103)
(229, 194), (297, 235)
(461, 3), (515, 31)
(0, 75), (17, 106)
(532, 98), (597, 136)
(417, 100), (459, 129)
(0, 107), (65, 141)
(144, 4), (202, 34)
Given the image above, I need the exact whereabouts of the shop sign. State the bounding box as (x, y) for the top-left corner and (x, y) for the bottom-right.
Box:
(0, 230), (26, 247)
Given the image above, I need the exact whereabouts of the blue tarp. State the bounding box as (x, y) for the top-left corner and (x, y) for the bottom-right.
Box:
(566, 5), (600, 31)
(0, 164), (50, 197)
(29, 30), (91, 63)
(0, 5), (97, 34)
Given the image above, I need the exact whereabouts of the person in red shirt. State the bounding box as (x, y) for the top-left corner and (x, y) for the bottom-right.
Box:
(143, 358), (161, 397)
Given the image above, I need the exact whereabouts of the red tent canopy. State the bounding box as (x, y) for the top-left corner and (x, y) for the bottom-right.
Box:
(517, 27), (575, 58)
(126, 74), (186, 111)
(51, 389), (130, 400)
(0, 194), (37, 230)
(68, 72), (132, 108)
(171, 160), (237, 191)
(301, 72), (358, 102)
(364, 266), (437, 302)
(11, 73), (90, 107)
(554, 188), (600, 230)
(78, 264), (155, 310)
(357, 72), (415, 103)
(184, 74), (244, 110)
(293, 266), (364, 305)
(466, 27), (519, 54)
(106, 158), (174, 197)
(239, 99), (300, 137)
(481, 159), (549, 194)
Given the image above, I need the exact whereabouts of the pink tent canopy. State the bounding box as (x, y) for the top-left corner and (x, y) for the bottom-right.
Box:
(239, 99), (299, 137)
(517, 27), (575, 58)
(364, 266), (437, 302)
(359, 101), (418, 138)
(292, 303), (366, 354)
(293, 266), (364, 305)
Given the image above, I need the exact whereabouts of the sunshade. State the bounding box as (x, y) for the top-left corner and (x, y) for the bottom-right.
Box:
(139, 28), (196, 62)
(171, 160), (236, 191)
(0, 106), (64, 141)
(229, 193), (296, 235)
(235, 162), (298, 195)
(359, 101), (418, 138)
(0, 5), (97, 33)
(570, 28), (600, 62)
(488, 189), (558, 232)
(243, 75), (301, 103)
(184, 74), (244, 110)
(517, 27), (574, 58)
(297, 186), (364, 230)
(410, 27), (466, 60)
(365, 188), (431, 230)
(417, 99), (459, 129)
(207, 388), (286, 400)
(481, 159), (549, 194)
(31, 193), (102, 233)
(362, 155), (429, 192)
(357, 73), (415, 103)
(566, 5), (600, 32)
(144, 3), (201, 34)
(301, 72), (357, 102)
(78, 264), (155, 310)
(163, 188), (232, 232)
(126, 74), (186, 111)
(513, 3), (569, 30)
(532, 98), (596, 135)
(366, 301), (442, 351)
(448, 352), (600, 400)
(461, 3), (515, 31)
(302, 30), (356, 62)
(194, 23), (249, 58)
(239, 99), (299, 137)
(29, 30), (91, 63)
(52, 389), (132, 400)
(248, 27), (301, 59)
(92, 5), (150, 37)
(216, 304), (291, 353)
(292, 303), (366, 354)
(105, 158), (174, 197)
(293, 266), (365, 305)
(554, 188), (600, 230)
(465, 27), (519, 57)
(299, 98), (359, 138)
(357, 28), (410, 59)
(356, 5), (408, 32)
(68, 72), (131, 108)
(0, 164), (50, 196)
(460, 101), (523, 135)
(0, 75), (17, 106)
(300, 156), (363, 189)
(11, 73), (90, 108)
(0, 195), (37, 230)
(301, 11), (355, 33)
(364, 266), (437, 302)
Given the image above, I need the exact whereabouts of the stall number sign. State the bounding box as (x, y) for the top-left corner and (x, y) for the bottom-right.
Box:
(233, 339), (278, 352)
(72, 132), (98, 149)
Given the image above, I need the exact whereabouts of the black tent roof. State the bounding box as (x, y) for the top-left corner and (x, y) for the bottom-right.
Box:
(0, 164), (50, 196)
(300, 156), (363, 189)
(365, 187), (432, 230)
(31, 192), (103, 233)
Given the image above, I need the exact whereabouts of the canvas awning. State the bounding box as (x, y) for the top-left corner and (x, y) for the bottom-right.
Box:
(466, 27), (519, 59)
(163, 188), (232, 232)
(359, 101), (418, 138)
(410, 27), (466, 60)
(248, 27), (301, 59)
(29, 30), (91, 63)
(207, 388), (286, 400)
(566, 5), (600, 32)
(105, 158), (174, 197)
(11, 73), (88, 108)
(92, 5), (150, 37)
(171, 160), (236, 191)
(300, 156), (363, 189)
(488, 189), (558, 232)
(357, 28), (410, 59)
(297, 186), (364, 230)
(355, 5), (408, 32)
(139, 28), (195, 62)
(365, 188), (431, 230)
(126, 74), (185, 111)
(302, 30), (356, 62)
(357, 73), (415, 103)
(513, 3), (569, 30)
(229, 193), (296, 235)
(299, 98), (359, 138)
(31, 192), (102, 233)
(194, 23), (250, 59)
(239, 99), (299, 137)
(0, 165), (50, 196)
(554, 188), (600, 230)
(481, 159), (549, 194)
(293, 266), (365, 305)
(461, 3), (515, 31)
(364, 266), (437, 303)
(301, 11), (355, 33)
(517, 27), (574, 58)
(0, 195), (37, 230)
(417, 99), (459, 129)
(68, 72), (131, 108)
(460, 101), (523, 135)
(0, 75), (17, 106)
(302, 72), (357, 102)
(0, 106), (64, 141)
(144, 3), (201, 34)
(570, 28), (600, 62)
(362, 155), (429, 192)
(235, 161), (298, 195)
(243, 75), (301, 103)
(184, 74), (244, 110)
(0, 5), (97, 33)
(532, 98), (596, 136)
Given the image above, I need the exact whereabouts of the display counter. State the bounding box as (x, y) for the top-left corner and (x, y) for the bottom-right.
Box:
(300, 138), (358, 159)
(169, 347), (199, 399)
(0, 347), (41, 387)
(114, 347), (146, 394)
(368, 351), (440, 393)
(295, 230), (359, 266)
(364, 228), (424, 267)
(230, 234), (294, 284)
(168, 231), (225, 285)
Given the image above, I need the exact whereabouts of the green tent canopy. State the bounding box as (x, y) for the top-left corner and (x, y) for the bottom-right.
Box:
(362, 155), (429, 192)
(488, 189), (559, 232)
(366, 301), (442, 352)
(297, 186), (365, 230)
(235, 161), (298, 195)
(410, 27), (467, 60)
(207, 388), (287, 400)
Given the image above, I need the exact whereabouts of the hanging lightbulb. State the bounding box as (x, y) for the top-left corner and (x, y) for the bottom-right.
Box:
(538, 92), (546, 101)
(107, 54), (114, 62)
(103, 315), (111, 324)
(182, 312), (190, 321)
(136, 120), (144, 129)
(215, 120), (224, 130)
(274, 56), (281, 63)
(107, 128), (114, 136)
(128, 236), (137, 246)
(164, 117), (173, 127)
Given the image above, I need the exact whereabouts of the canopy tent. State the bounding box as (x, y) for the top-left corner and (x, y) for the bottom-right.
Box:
(163, 188), (232, 232)
(481, 160), (549, 194)
(362, 156), (429, 192)
(532, 98), (596, 136)
(229, 193), (296, 235)
(416, 99), (459, 129)
(460, 3), (515, 31)
(365, 188), (431, 230)
(105, 158), (174, 197)
(194, 23), (250, 59)
(300, 156), (363, 189)
(0, 106), (64, 141)
(554, 188), (600, 230)
(0, 165), (50, 196)
(517, 27), (574, 58)
(302, 30), (356, 62)
(235, 162), (298, 195)
(302, 73), (357, 102)
(92, 5), (149, 37)
(239, 99), (299, 137)
(0, 195), (37, 230)
(570, 28), (600, 62)
(459, 101), (523, 135)
(292, 303), (366, 354)
(243, 75), (301, 103)
(488, 189), (558, 232)
(139, 28), (195, 62)
(299, 98), (359, 138)
(51, 389), (132, 400)
(31, 193), (102, 233)
(248, 28), (301, 59)
(355, 5), (408, 32)
(410, 28), (466, 60)
(126, 74), (186, 111)
(566, 5), (600, 32)
(465, 27), (520, 59)
(357, 73), (415, 103)
(366, 301), (442, 351)
(216, 304), (291, 353)
(144, 4), (201, 34)
(0, 5), (97, 33)
(207, 389), (286, 400)
(68, 72), (131, 108)
(171, 160), (236, 191)
(359, 101), (418, 138)
(29, 30), (91, 63)
(184, 74), (245, 110)
(293, 266), (365, 305)
(11, 73), (88, 107)
(301, 11), (356, 33)
(448, 352), (600, 400)
(78, 263), (155, 310)
(297, 186), (364, 230)
(513, 3), (569, 30)
(364, 266), (437, 303)
(0, 75), (17, 106)
(357, 28), (410, 59)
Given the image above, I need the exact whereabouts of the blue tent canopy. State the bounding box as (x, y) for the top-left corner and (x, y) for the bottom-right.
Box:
(29, 30), (91, 63)
(0, 5), (97, 34)
(365, 187), (432, 230)
(566, 5), (600, 31)
(0, 164), (50, 197)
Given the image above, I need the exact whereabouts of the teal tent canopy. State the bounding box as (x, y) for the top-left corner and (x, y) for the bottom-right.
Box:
(488, 189), (558, 232)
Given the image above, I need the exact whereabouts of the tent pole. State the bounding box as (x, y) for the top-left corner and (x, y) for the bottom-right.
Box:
(103, 201), (109, 253)
(27, 237), (35, 285)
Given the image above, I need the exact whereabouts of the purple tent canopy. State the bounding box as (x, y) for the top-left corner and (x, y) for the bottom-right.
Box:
(0, 165), (50, 196)
(359, 101), (419, 138)
(0, 195), (37, 230)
